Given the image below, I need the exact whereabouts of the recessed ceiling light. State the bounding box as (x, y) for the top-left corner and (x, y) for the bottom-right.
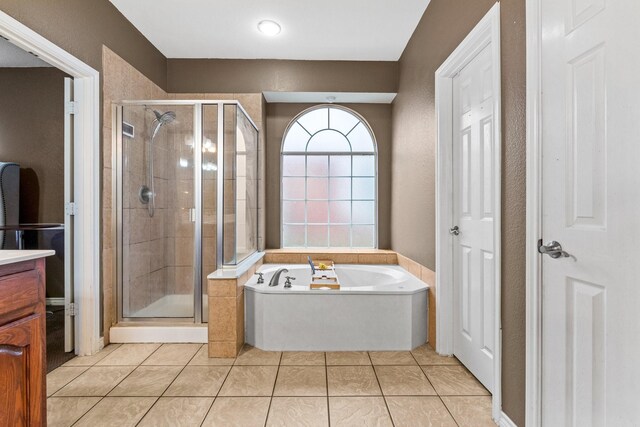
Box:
(257, 20), (281, 36)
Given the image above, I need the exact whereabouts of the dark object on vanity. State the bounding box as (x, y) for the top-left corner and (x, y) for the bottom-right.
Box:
(0, 258), (47, 426)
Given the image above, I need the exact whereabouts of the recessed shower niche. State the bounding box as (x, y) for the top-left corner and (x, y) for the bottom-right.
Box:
(112, 101), (259, 324)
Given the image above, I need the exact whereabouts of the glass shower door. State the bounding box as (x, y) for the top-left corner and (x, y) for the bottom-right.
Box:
(118, 104), (196, 319)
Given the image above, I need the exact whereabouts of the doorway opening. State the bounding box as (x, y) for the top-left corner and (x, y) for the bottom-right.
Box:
(0, 10), (101, 360)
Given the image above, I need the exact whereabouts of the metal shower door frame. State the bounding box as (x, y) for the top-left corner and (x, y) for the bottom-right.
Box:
(113, 100), (259, 324)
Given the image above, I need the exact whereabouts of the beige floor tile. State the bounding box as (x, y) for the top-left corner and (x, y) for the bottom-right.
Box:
(234, 345), (281, 365)
(326, 351), (371, 366)
(47, 367), (88, 397)
(165, 366), (231, 396)
(411, 344), (460, 366)
(329, 397), (393, 427)
(188, 344), (235, 366)
(62, 344), (122, 367)
(375, 366), (437, 396)
(109, 365), (182, 396)
(218, 365), (278, 396)
(274, 366), (327, 396)
(422, 366), (490, 396)
(369, 351), (417, 366)
(96, 343), (161, 366)
(281, 351), (325, 365)
(202, 397), (270, 426)
(386, 396), (457, 427)
(138, 397), (214, 426)
(327, 366), (381, 396)
(142, 343), (201, 366)
(46, 397), (101, 427)
(266, 396), (329, 427)
(74, 397), (156, 427)
(441, 396), (495, 427)
(54, 366), (135, 396)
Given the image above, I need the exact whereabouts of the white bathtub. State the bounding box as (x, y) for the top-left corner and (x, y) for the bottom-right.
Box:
(245, 264), (428, 351)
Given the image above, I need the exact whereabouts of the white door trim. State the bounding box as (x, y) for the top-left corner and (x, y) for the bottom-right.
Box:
(435, 2), (502, 421)
(0, 10), (102, 356)
(525, 0), (542, 425)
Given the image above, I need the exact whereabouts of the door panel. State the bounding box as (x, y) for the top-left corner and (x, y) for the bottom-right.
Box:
(452, 44), (495, 391)
(541, 0), (640, 424)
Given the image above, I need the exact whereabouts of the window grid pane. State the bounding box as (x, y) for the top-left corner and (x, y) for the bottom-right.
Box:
(282, 106), (376, 248)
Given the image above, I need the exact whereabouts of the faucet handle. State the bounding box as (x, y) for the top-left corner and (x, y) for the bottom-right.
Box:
(255, 272), (264, 284)
(284, 276), (296, 288)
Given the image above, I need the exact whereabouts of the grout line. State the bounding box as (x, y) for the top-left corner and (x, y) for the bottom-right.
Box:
(66, 395), (104, 427)
(325, 352), (331, 427)
(132, 396), (160, 427)
(198, 344), (236, 427)
(439, 395), (461, 427)
(263, 351), (283, 427)
(368, 352), (395, 427)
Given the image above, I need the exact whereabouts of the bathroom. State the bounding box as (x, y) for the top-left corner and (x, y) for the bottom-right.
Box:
(0, 2), (526, 426)
(1, 0), (637, 426)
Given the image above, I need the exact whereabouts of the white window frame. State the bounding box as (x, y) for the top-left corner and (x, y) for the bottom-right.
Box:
(280, 104), (378, 248)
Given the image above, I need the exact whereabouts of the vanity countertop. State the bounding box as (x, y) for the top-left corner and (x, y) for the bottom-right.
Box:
(0, 250), (55, 266)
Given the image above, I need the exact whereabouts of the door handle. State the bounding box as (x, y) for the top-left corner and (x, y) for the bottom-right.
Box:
(449, 226), (460, 236)
(538, 240), (570, 259)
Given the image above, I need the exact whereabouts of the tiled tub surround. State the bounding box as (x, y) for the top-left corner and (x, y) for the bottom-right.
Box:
(246, 264), (428, 351)
(46, 343), (494, 426)
(208, 250), (436, 358)
(207, 253), (265, 357)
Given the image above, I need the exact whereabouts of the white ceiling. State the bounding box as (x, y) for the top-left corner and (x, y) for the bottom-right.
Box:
(0, 37), (51, 67)
(109, 0), (431, 61)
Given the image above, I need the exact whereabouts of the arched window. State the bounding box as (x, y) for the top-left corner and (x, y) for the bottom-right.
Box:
(281, 105), (377, 248)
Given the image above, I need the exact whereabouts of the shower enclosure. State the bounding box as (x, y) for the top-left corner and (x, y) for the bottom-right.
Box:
(113, 101), (259, 323)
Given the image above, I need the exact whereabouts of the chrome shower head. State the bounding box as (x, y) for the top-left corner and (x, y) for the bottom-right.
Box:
(152, 109), (176, 125)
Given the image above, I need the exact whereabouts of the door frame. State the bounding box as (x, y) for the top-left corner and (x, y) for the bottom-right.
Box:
(0, 11), (102, 356)
(434, 2), (502, 422)
(525, 0), (543, 425)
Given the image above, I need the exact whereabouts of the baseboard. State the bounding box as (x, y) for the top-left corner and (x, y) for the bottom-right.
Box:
(499, 411), (518, 427)
(46, 297), (65, 306)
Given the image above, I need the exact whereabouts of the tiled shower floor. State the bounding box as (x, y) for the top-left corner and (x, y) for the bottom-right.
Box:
(46, 343), (496, 426)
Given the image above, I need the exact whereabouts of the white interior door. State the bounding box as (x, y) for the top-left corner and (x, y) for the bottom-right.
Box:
(452, 43), (496, 392)
(540, 0), (640, 424)
(63, 77), (75, 353)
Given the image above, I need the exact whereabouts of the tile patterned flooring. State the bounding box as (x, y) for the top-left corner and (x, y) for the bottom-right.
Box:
(47, 343), (496, 426)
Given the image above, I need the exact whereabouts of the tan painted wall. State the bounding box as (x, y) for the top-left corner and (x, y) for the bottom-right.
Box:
(0, 0), (167, 88)
(0, 67), (69, 298)
(265, 103), (392, 250)
(167, 59), (398, 94)
(390, 0), (526, 424)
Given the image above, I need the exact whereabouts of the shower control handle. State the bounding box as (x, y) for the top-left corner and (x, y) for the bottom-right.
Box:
(255, 272), (264, 284)
(284, 276), (296, 288)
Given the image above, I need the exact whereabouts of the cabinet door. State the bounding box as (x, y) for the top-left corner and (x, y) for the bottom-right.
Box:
(0, 314), (45, 427)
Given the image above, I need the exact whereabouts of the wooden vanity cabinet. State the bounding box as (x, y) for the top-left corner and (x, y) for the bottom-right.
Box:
(0, 258), (47, 427)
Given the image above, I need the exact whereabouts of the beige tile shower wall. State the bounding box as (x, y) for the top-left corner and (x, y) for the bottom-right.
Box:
(102, 46), (168, 344)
